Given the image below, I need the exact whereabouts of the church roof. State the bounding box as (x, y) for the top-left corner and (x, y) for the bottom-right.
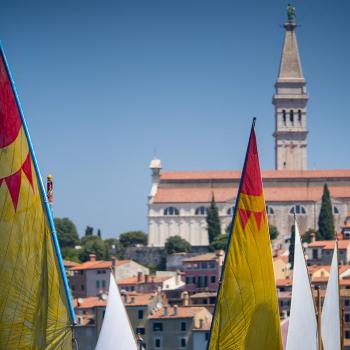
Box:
(278, 22), (304, 81)
(160, 169), (350, 182)
(152, 169), (350, 204)
(153, 185), (350, 203)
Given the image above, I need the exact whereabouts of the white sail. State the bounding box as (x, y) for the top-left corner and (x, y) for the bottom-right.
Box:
(286, 220), (318, 350)
(95, 274), (138, 350)
(321, 242), (341, 350)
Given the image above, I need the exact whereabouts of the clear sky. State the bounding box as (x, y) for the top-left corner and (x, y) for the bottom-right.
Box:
(1, 0), (349, 238)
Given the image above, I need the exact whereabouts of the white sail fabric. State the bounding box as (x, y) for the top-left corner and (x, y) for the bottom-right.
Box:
(321, 243), (341, 350)
(95, 274), (138, 350)
(286, 221), (318, 350)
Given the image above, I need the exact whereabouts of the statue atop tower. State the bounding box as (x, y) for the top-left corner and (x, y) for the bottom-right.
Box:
(272, 6), (309, 170)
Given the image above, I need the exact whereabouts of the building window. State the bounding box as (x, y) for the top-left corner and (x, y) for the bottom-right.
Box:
(346, 331), (350, 339)
(210, 275), (216, 283)
(345, 314), (350, 323)
(227, 206), (235, 216)
(138, 310), (144, 319)
(209, 262), (216, 269)
(96, 281), (100, 289)
(102, 280), (106, 288)
(345, 299), (350, 307)
(333, 206), (339, 215)
(312, 249), (318, 260)
(80, 284), (85, 291)
(290, 110), (294, 125)
(289, 204), (306, 215)
(195, 206), (208, 215)
(180, 337), (187, 348)
(181, 322), (186, 331)
(266, 205), (274, 215)
(205, 332), (210, 341)
(71, 285), (75, 291)
(298, 110), (302, 125)
(154, 337), (162, 348)
(136, 327), (145, 335)
(185, 277), (191, 284)
(282, 110), (287, 126)
(153, 322), (163, 332)
(164, 206), (179, 216)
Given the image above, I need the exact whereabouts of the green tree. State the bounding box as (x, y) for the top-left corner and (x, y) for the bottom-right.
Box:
(209, 233), (229, 251)
(97, 229), (102, 239)
(104, 238), (124, 259)
(206, 195), (221, 243)
(54, 217), (79, 249)
(269, 224), (279, 240)
(119, 231), (147, 248)
(318, 184), (335, 240)
(85, 226), (94, 237)
(61, 247), (80, 262)
(165, 236), (191, 255)
(79, 236), (108, 262)
(302, 228), (317, 243)
(288, 225), (295, 269)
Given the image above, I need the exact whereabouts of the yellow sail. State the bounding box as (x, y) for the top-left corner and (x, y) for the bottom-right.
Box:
(0, 46), (73, 349)
(208, 124), (282, 350)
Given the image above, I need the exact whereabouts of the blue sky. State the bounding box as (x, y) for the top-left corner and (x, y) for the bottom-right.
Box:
(1, 0), (349, 237)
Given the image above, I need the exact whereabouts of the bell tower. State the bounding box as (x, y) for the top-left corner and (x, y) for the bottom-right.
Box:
(273, 5), (309, 170)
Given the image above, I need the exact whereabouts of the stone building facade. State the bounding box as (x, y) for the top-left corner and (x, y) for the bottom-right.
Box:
(147, 18), (350, 247)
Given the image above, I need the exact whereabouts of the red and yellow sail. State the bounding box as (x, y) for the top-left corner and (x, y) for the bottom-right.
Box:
(0, 48), (73, 348)
(208, 124), (282, 350)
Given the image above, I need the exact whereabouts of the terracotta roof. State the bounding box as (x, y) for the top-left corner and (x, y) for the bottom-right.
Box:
(73, 297), (107, 309)
(123, 292), (158, 306)
(276, 279), (293, 287)
(160, 170), (350, 181)
(182, 253), (218, 263)
(70, 259), (129, 271)
(117, 275), (170, 286)
(148, 306), (208, 319)
(308, 240), (350, 250)
(190, 292), (217, 299)
(153, 185), (350, 204)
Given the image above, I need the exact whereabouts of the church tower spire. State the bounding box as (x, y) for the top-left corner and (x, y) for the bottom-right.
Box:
(273, 5), (309, 170)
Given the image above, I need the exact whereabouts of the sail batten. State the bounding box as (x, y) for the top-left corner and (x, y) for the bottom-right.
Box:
(0, 44), (74, 349)
(286, 220), (317, 350)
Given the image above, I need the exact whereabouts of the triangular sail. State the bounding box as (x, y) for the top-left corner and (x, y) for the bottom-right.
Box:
(95, 274), (138, 350)
(208, 120), (282, 350)
(0, 44), (74, 349)
(321, 242), (341, 350)
(286, 220), (317, 350)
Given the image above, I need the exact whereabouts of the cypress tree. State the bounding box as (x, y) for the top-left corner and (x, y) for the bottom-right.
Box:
(318, 184), (335, 240)
(206, 194), (221, 243)
(288, 225), (295, 269)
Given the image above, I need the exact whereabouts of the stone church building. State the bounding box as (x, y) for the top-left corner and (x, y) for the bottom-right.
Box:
(147, 17), (350, 247)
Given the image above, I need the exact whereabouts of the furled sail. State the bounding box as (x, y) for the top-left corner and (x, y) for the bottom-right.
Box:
(95, 274), (138, 350)
(321, 242), (341, 350)
(286, 220), (317, 350)
(208, 120), (282, 350)
(0, 44), (75, 349)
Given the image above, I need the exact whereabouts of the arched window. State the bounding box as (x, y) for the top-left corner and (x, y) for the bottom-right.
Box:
(290, 110), (294, 125)
(266, 205), (275, 215)
(282, 110), (286, 126)
(227, 206), (235, 216)
(164, 206), (179, 216)
(298, 110), (302, 125)
(289, 204), (306, 215)
(333, 206), (339, 215)
(195, 206), (208, 216)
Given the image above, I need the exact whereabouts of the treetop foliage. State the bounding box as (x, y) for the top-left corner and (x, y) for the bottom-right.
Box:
(164, 235), (191, 255)
(206, 194), (221, 243)
(317, 184), (335, 240)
